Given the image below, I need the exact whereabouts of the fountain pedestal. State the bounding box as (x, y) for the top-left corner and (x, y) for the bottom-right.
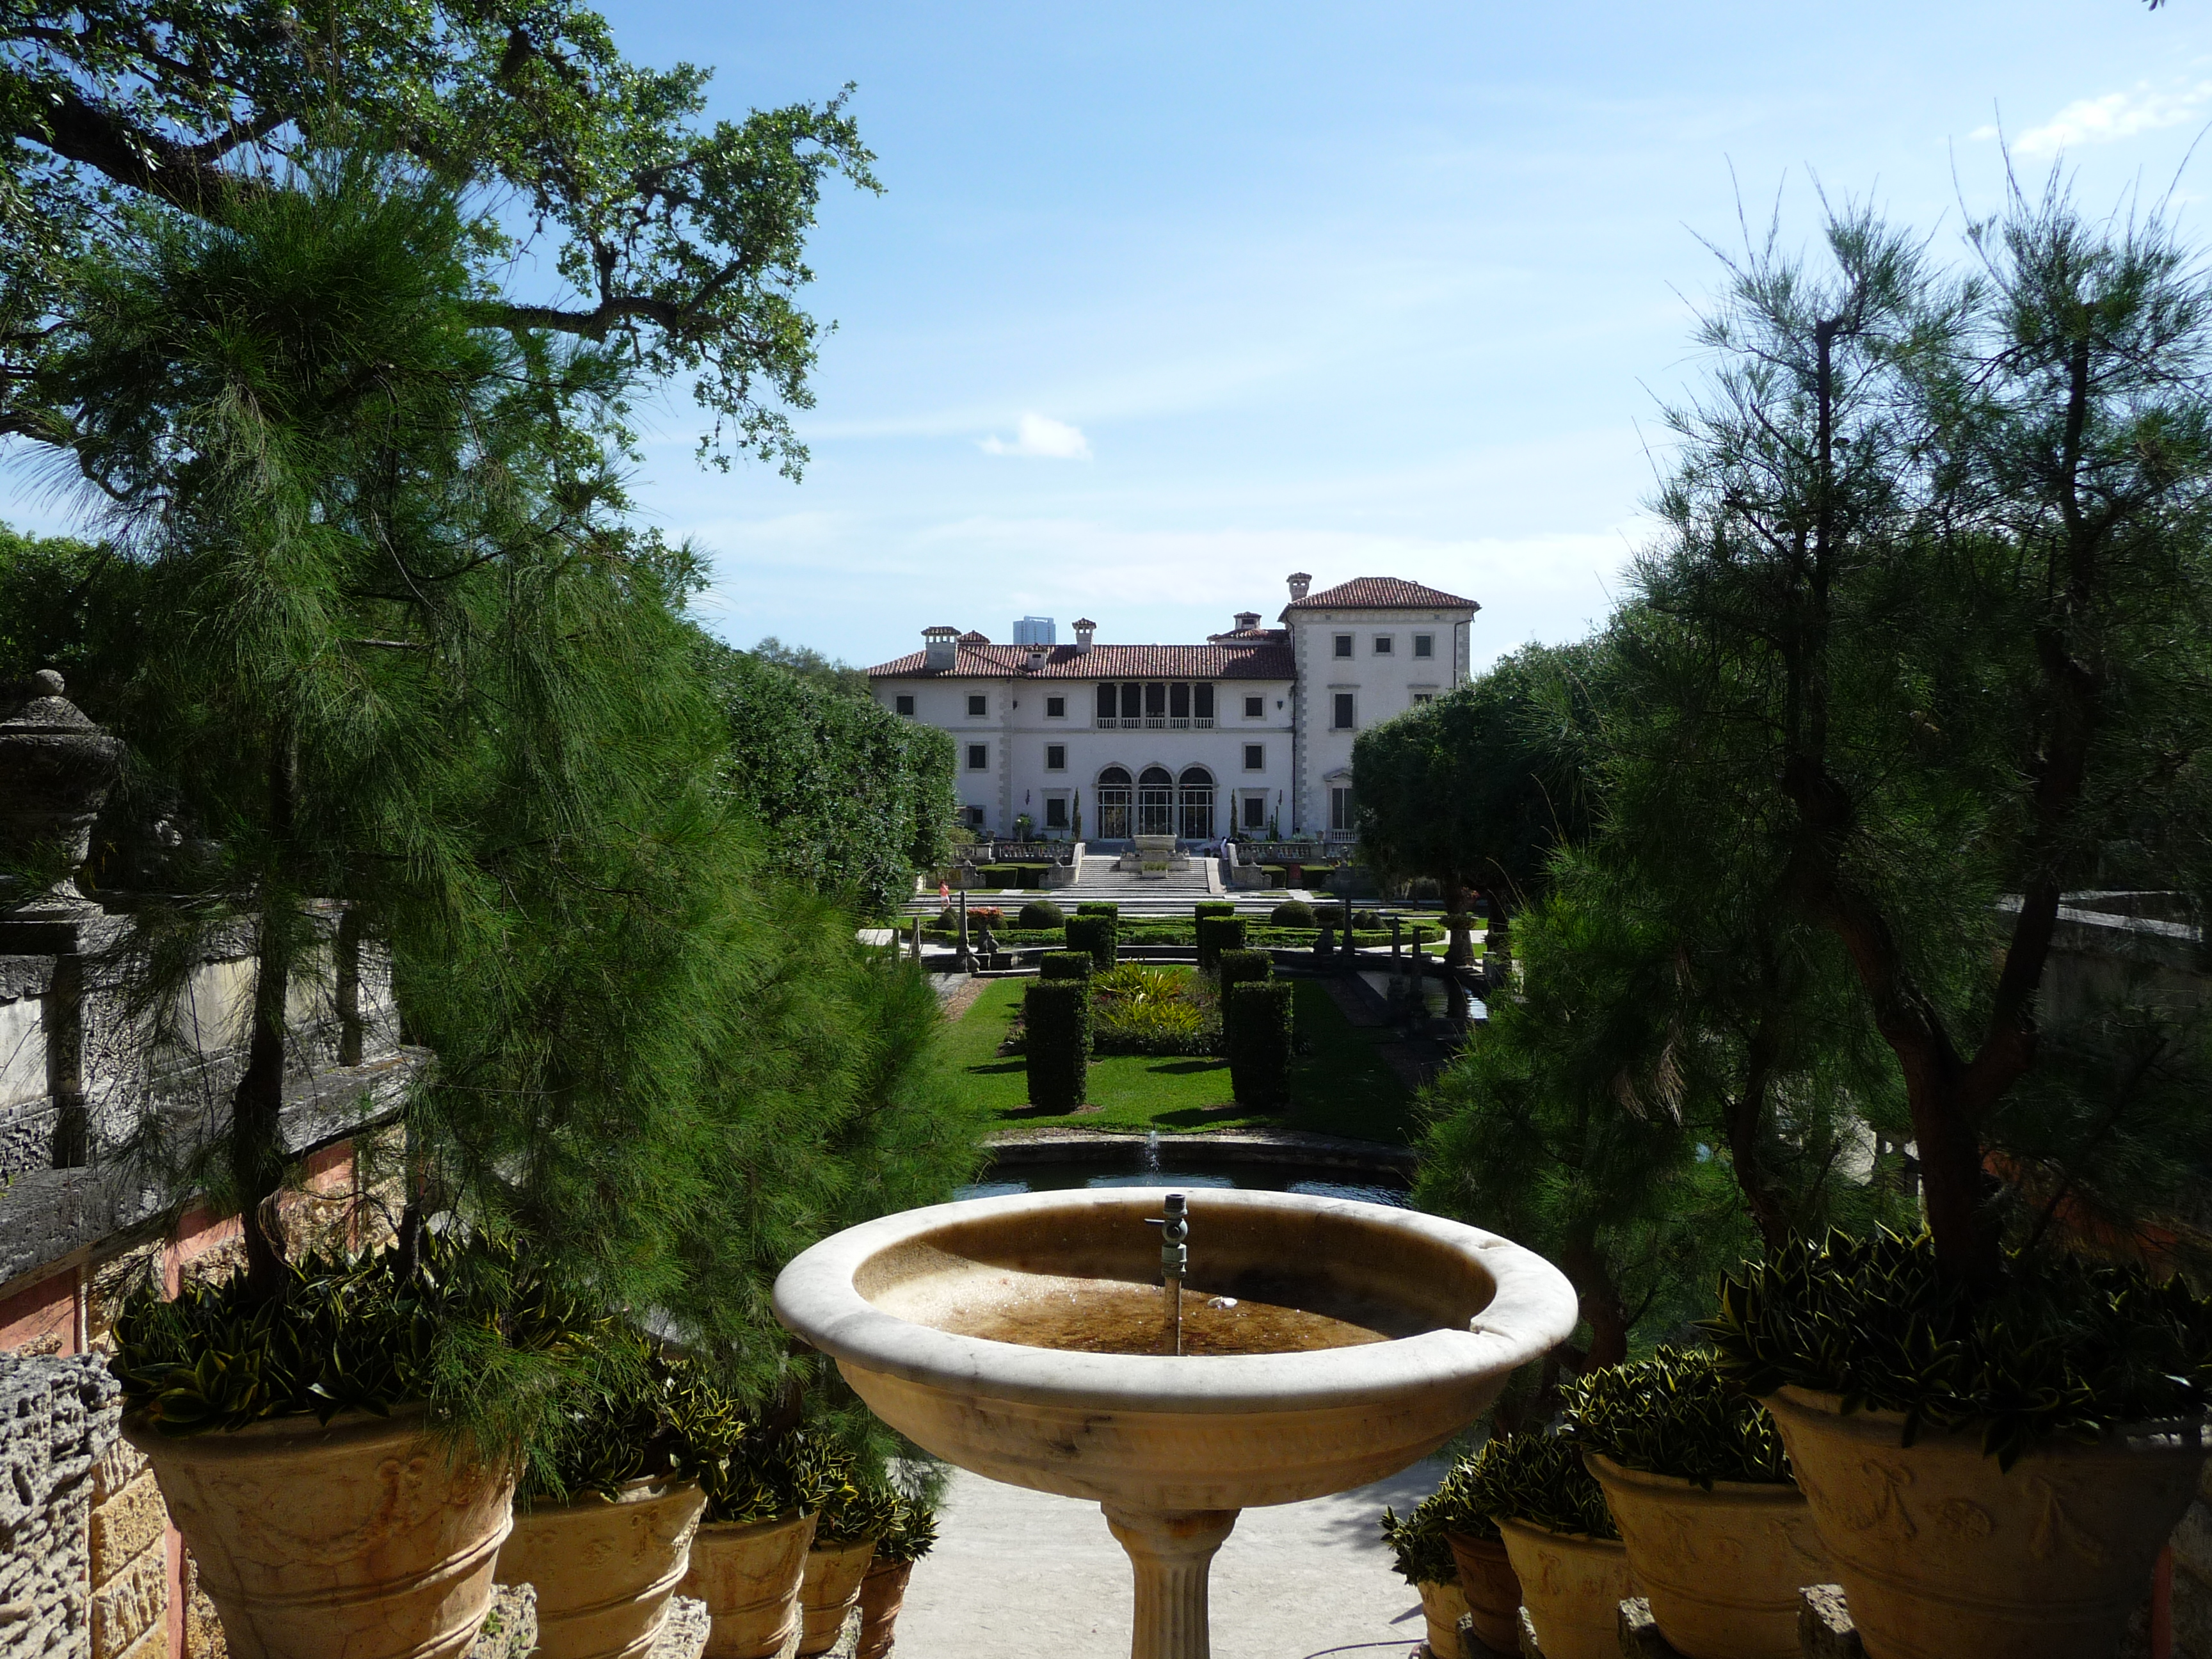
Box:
(773, 1189), (1576, 1659)
(1102, 1507), (1238, 1659)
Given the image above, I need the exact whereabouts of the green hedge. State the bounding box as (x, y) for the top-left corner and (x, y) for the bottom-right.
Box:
(1217, 949), (1272, 995)
(1064, 915), (1118, 970)
(1270, 900), (1317, 928)
(1196, 915), (1246, 972)
(1076, 902), (1119, 918)
(699, 642), (956, 912)
(1017, 899), (1066, 928)
(1023, 979), (1091, 1109)
(1040, 950), (1093, 982)
(1225, 979), (1294, 1107)
(1194, 901), (1237, 920)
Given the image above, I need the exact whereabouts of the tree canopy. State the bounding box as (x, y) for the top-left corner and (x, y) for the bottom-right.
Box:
(0, 0), (876, 471)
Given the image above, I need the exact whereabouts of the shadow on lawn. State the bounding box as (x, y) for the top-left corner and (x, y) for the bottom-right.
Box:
(1145, 1059), (1225, 1076)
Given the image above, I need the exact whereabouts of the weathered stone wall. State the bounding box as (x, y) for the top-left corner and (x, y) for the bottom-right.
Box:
(0, 1353), (127, 1659)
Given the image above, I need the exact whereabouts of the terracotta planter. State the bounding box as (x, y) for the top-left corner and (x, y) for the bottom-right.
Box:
(1417, 1578), (1470, 1658)
(797, 1537), (879, 1656)
(1766, 1384), (2209, 1659)
(1495, 1518), (1635, 1659)
(680, 1511), (818, 1659)
(1444, 1531), (1522, 1655)
(498, 1476), (708, 1659)
(125, 1406), (515, 1659)
(1584, 1452), (1828, 1659)
(856, 1557), (913, 1659)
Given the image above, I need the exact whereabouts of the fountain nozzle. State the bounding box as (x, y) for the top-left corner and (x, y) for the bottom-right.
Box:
(1146, 1192), (1189, 1279)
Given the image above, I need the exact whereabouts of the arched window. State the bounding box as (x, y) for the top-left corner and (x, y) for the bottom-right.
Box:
(1137, 766), (1174, 837)
(1096, 766), (1132, 840)
(1177, 766), (1215, 841)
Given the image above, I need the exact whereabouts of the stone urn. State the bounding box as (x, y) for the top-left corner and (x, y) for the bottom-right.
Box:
(125, 1406), (516, 1659)
(497, 1475), (708, 1659)
(1495, 1519), (1635, 1659)
(854, 1557), (913, 1659)
(1764, 1385), (2209, 1659)
(678, 1511), (817, 1659)
(1584, 1453), (1828, 1659)
(1444, 1531), (1522, 1655)
(796, 1535), (877, 1655)
(0, 669), (123, 918)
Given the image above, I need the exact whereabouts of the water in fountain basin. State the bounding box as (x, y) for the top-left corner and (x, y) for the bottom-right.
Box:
(951, 1276), (1388, 1356)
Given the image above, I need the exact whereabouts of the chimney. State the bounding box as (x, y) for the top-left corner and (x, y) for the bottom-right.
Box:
(1072, 618), (1096, 653)
(923, 625), (959, 672)
(1234, 611), (1260, 632)
(1287, 572), (1312, 602)
(1025, 646), (1046, 671)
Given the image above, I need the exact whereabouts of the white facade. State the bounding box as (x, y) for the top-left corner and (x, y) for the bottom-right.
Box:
(867, 575), (1479, 840)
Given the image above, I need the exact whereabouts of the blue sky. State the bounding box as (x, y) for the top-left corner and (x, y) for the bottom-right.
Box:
(19, 4), (2212, 671)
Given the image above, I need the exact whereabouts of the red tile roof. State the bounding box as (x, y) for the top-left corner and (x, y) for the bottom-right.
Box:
(868, 641), (1294, 680)
(1206, 625), (1287, 643)
(1281, 577), (1479, 613)
(956, 629), (990, 643)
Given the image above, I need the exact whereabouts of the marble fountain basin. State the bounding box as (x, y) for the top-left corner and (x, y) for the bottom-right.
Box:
(772, 1187), (1576, 1658)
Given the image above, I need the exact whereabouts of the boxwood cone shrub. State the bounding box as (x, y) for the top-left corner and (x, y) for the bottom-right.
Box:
(1702, 1229), (2212, 1468)
(1225, 978), (1294, 1106)
(1195, 915), (1246, 971)
(1562, 1347), (1791, 1489)
(1379, 1498), (1459, 1585)
(1064, 915), (1118, 970)
(1269, 899), (1316, 929)
(1217, 949), (1272, 996)
(1016, 899), (1064, 929)
(1023, 979), (1091, 1109)
(1459, 1431), (1617, 1539)
(1039, 950), (1093, 982)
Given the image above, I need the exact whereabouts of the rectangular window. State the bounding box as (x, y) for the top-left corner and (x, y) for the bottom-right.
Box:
(1169, 682), (1190, 719)
(1144, 682), (1167, 719)
(967, 694), (987, 717)
(1242, 794), (1267, 830)
(1333, 693), (1355, 731)
(1413, 634), (1435, 659)
(895, 694), (915, 716)
(1194, 683), (1214, 720)
(1244, 744), (1265, 771)
(1413, 693), (1435, 707)
(1046, 695), (1066, 717)
(966, 743), (989, 770)
(1097, 683), (1118, 722)
(1046, 744), (1066, 771)
(1045, 796), (1068, 829)
(1333, 634), (1353, 659)
(968, 805), (987, 828)
(1330, 786), (1354, 831)
(1244, 695), (1263, 718)
(1373, 635), (1393, 655)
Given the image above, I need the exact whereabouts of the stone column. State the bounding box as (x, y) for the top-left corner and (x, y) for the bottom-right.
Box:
(1101, 1505), (1239, 1659)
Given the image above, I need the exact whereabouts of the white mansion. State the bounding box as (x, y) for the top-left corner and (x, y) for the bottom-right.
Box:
(867, 573), (1479, 843)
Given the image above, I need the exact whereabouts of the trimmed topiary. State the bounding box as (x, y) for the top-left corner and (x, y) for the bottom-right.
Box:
(1195, 915), (1246, 972)
(1217, 949), (1271, 995)
(1039, 950), (1093, 982)
(1016, 898), (1065, 929)
(1224, 977), (1293, 1106)
(1076, 902), (1119, 917)
(1562, 1347), (1791, 1489)
(1193, 901), (1237, 920)
(1023, 979), (1091, 1109)
(1459, 1431), (1617, 1540)
(1064, 914), (1118, 970)
(1270, 899), (1316, 929)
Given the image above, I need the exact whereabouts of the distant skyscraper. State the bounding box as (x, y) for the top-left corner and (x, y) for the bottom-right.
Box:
(1012, 616), (1056, 646)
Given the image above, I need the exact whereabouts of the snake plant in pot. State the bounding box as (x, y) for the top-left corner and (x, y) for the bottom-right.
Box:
(1563, 1347), (1826, 1659)
(1457, 1431), (1629, 1659)
(499, 1339), (745, 1659)
(677, 1420), (836, 1659)
(1420, 1459), (1521, 1655)
(797, 1454), (900, 1656)
(856, 1491), (938, 1659)
(1381, 1495), (1466, 1659)
(1704, 1230), (2212, 1659)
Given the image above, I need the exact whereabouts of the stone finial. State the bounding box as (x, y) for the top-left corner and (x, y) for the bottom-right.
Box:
(1, 667), (125, 918)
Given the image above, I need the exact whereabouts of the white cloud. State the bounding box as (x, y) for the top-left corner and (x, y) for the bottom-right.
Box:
(979, 412), (1093, 460)
(1992, 81), (2212, 157)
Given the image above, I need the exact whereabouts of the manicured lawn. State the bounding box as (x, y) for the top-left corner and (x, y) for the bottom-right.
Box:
(936, 977), (1416, 1145)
